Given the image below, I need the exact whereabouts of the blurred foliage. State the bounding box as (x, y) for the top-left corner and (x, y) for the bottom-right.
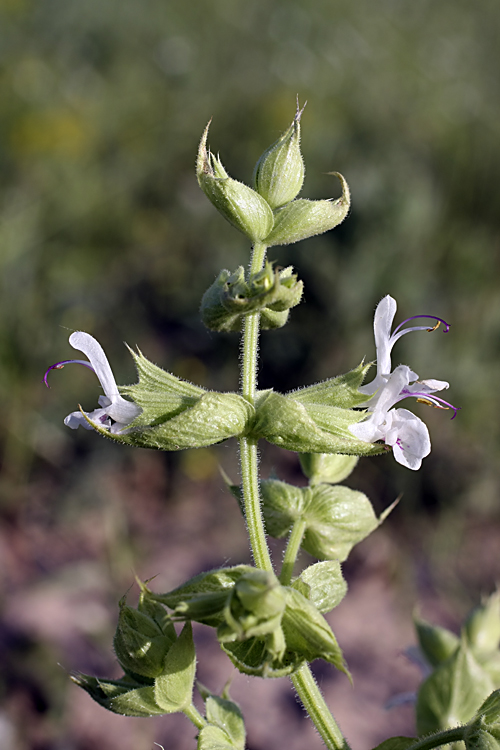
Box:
(0, 0), (499, 512)
(1, 0), (499, 519)
(1, 0), (500, 745)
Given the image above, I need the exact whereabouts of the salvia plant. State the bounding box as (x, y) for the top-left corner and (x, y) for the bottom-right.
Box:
(45, 104), (500, 750)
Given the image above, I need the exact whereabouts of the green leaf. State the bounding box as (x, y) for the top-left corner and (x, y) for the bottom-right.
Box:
(302, 484), (379, 561)
(465, 593), (500, 654)
(293, 362), (372, 409)
(260, 479), (305, 537)
(197, 122), (274, 242)
(71, 673), (166, 717)
(263, 172), (350, 247)
(371, 738), (417, 750)
(414, 617), (460, 668)
(205, 695), (245, 750)
(465, 690), (500, 750)
(292, 560), (347, 614)
(198, 725), (240, 750)
(154, 622), (196, 712)
(220, 637), (304, 678)
(113, 603), (173, 679)
(259, 480), (379, 561)
(282, 587), (349, 676)
(299, 453), (359, 485)
(416, 641), (495, 735)
(149, 566), (252, 627)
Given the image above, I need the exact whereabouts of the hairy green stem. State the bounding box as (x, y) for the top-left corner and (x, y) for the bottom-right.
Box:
(183, 702), (208, 731)
(405, 727), (466, 750)
(239, 240), (273, 573)
(291, 664), (351, 750)
(238, 436), (273, 572)
(279, 518), (307, 585)
(239, 239), (348, 750)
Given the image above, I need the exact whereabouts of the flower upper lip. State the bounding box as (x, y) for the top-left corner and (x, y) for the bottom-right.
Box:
(359, 295), (450, 404)
(349, 296), (458, 470)
(45, 331), (141, 434)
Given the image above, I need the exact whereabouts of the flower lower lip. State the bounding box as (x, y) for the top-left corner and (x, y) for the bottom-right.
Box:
(43, 360), (95, 388)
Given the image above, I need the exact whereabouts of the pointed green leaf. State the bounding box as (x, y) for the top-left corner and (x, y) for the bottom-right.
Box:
(416, 641), (495, 735)
(154, 622), (196, 712)
(198, 725), (239, 750)
(302, 484), (379, 561)
(299, 453), (359, 485)
(282, 587), (349, 676)
(415, 617), (460, 668)
(205, 695), (245, 750)
(292, 561), (347, 614)
(293, 362), (372, 409)
(71, 673), (166, 717)
(371, 738), (417, 750)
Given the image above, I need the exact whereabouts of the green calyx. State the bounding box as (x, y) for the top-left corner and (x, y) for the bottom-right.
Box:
(263, 172), (350, 247)
(255, 479), (380, 561)
(200, 262), (303, 332)
(253, 103), (305, 210)
(250, 362), (385, 455)
(113, 591), (177, 679)
(299, 453), (359, 485)
(89, 349), (255, 450)
(73, 620), (197, 717)
(146, 565), (347, 679)
(197, 113), (350, 250)
(197, 122), (274, 242)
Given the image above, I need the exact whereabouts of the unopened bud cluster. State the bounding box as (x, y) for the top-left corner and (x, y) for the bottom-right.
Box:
(201, 262), (303, 331)
(197, 105), (350, 247)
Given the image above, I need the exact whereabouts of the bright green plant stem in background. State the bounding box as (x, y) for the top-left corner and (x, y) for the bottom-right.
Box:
(238, 240), (349, 748)
(291, 664), (351, 750)
(279, 517), (307, 585)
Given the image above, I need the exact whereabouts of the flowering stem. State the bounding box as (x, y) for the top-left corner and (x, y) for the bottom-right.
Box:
(279, 518), (307, 585)
(291, 665), (351, 750)
(239, 240), (273, 573)
(239, 240), (349, 750)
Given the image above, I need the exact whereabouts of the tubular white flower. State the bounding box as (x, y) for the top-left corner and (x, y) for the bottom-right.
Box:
(360, 295), (449, 405)
(62, 332), (141, 434)
(350, 365), (431, 470)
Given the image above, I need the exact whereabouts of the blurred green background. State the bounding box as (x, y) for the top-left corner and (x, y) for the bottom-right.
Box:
(1, 0), (500, 748)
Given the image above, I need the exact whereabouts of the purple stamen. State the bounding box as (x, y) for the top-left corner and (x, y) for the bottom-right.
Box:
(398, 388), (460, 420)
(43, 359), (95, 388)
(392, 315), (450, 337)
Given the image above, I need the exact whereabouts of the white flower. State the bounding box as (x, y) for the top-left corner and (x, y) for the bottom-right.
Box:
(351, 366), (431, 470)
(45, 332), (141, 434)
(350, 297), (459, 470)
(360, 295), (449, 405)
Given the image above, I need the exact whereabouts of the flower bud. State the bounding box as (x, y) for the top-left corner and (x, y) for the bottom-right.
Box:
(200, 263), (303, 332)
(264, 172), (350, 247)
(220, 570), (286, 643)
(299, 453), (359, 485)
(114, 599), (175, 679)
(197, 122), (274, 242)
(253, 104), (305, 209)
